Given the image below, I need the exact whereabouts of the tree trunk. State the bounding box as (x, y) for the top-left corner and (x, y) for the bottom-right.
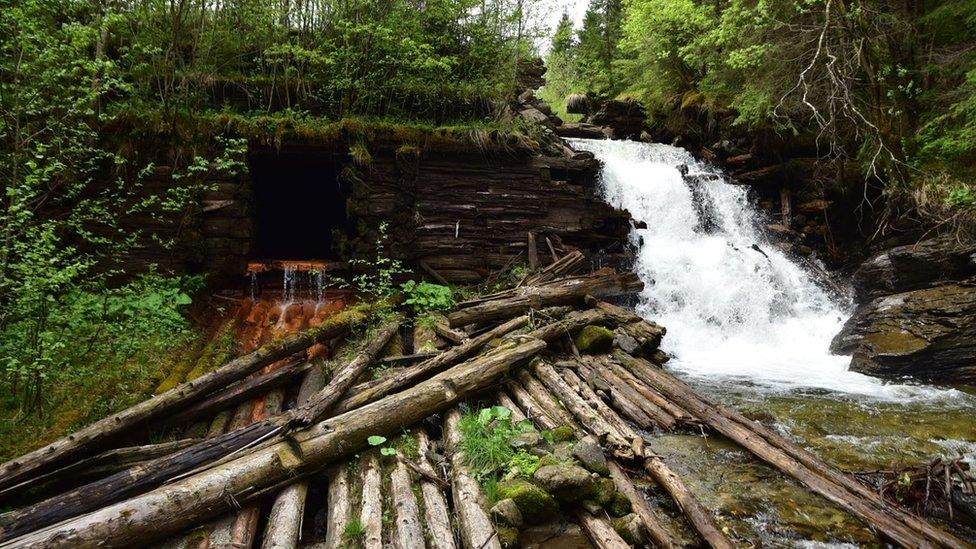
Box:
(390, 459), (424, 549)
(262, 365), (328, 549)
(574, 510), (630, 549)
(359, 454), (383, 549)
(444, 408), (501, 549)
(415, 429), (456, 549)
(334, 315), (529, 414)
(6, 337), (546, 548)
(322, 464), (350, 549)
(606, 461), (674, 549)
(0, 304), (371, 493)
(290, 319), (400, 426)
(447, 272), (642, 327)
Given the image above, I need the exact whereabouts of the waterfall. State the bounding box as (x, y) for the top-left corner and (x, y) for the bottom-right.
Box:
(570, 139), (957, 400)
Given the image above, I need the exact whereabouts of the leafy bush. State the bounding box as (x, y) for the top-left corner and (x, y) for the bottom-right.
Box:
(401, 281), (454, 315)
(458, 405), (541, 488)
(946, 185), (976, 208)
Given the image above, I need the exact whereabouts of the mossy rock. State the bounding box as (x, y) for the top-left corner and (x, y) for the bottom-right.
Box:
(612, 513), (645, 545)
(532, 464), (594, 503)
(497, 525), (520, 548)
(574, 325), (615, 354)
(550, 425), (576, 442)
(496, 479), (560, 524)
(608, 491), (632, 517)
(592, 477), (616, 506)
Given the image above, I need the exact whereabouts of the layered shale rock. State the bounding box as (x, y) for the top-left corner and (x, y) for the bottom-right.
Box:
(831, 280), (976, 384)
(852, 235), (976, 300)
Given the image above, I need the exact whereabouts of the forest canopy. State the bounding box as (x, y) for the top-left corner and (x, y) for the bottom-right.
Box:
(542, 0), (976, 196)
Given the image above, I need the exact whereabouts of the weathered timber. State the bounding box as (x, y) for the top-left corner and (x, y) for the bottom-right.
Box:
(334, 315), (529, 413)
(554, 360), (731, 549)
(599, 358), (692, 423)
(232, 389), (285, 548)
(433, 322), (467, 346)
(529, 359), (633, 457)
(322, 464), (350, 549)
(527, 232), (539, 271)
(607, 461), (674, 549)
(521, 250), (586, 288)
(159, 360), (312, 430)
(207, 402), (258, 547)
(262, 365), (327, 549)
(574, 510), (631, 549)
(379, 352), (439, 366)
(360, 454), (384, 549)
(416, 429), (457, 549)
(5, 336), (547, 548)
(0, 304), (371, 493)
(513, 370), (579, 429)
(447, 272), (642, 327)
(614, 351), (969, 549)
(575, 358), (675, 429)
(291, 319), (400, 426)
(390, 457), (425, 549)
(444, 408), (501, 549)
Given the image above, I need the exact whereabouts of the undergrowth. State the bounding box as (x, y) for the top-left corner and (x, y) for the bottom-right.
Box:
(458, 404), (546, 501)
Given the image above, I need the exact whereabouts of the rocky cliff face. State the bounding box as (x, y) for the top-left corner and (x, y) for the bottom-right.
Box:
(831, 236), (976, 384)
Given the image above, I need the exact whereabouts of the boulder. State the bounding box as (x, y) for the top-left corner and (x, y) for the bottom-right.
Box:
(572, 435), (610, 475)
(853, 235), (976, 300)
(496, 479), (560, 524)
(533, 464), (594, 503)
(511, 431), (543, 449)
(574, 325), (615, 354)
(587, 99), (646, 140)
(613, 331), (641, 355)
(612, 513), (646, 545)
(831, 281), (976, 383)
(490, 498), (524, 527)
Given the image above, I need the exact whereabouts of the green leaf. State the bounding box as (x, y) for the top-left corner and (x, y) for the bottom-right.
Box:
(491, 406), (511, 420)
(380, 447), (397, 456)
(367, 435), (387, 446)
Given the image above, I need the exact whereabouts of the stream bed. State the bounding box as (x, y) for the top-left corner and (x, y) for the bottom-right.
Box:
(570, 138), (976, 545)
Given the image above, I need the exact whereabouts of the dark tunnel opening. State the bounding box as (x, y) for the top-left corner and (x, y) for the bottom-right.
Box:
(247, 150), (347, 260)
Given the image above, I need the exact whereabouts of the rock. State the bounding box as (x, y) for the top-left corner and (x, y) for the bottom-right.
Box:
(519, 522), (590, 549)
(552, 441), (576, 462)
(581, 499), (603, 514)
(831, 281), (976, 383)
(608, 491), (632, 517)
(574, 325), (615, 354)
(587, 99), (646, 140)
(496, 479), (560, 524)
(591, 477), (616, 506)
(556, 122), (610, 140)
(511, 431), (543, 449)
(853, 235), (976, 301)
(497, 525), (520, 548)
(572, 436), (610, 475)
(613, 331), (641, 355)
(519, 107), (552, 127)
(490, 498), (524, 527)
(533, 464), (594, 503)
(649, 349), (670, 364)
(612, 513), (646, 545)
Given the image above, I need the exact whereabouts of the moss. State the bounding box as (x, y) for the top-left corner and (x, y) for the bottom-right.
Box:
(550, 425), (576, 442)
(495, 479), (559, 525)
(608, 491), (632, 517)
(496, 525), (520, 548)
(574, 325), (614, 354)
(592, 477), (616, 506)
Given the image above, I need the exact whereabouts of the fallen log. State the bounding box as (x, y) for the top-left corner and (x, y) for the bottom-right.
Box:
(360, 454), (384, 549)
(334, 315), (529, 414)
(0, 304), (372, 493)
(262, 365), (328, 549)
(291, 319), (401, 427)
(574, 510), (630, 549)
(230, 390), (285, 548)
(444, 408), (501, 549)
(575, 359), (675, 429)
(513, 370), (579, 429)
(614, 351), (968, 549)
(606, 461), (674, 549)
(390, 456), (425, 549)
(433, 322), (467, 346)
(415, 428), (457, 549)
(447, 272), (642, 327)
(5, 336), (547, 547)
(550, 360), (731, 549)
(158, 360), (313, 430)
(322, 464), (350, 549)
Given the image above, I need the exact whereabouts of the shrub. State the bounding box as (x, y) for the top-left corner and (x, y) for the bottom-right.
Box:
(400, 281), (454, 315)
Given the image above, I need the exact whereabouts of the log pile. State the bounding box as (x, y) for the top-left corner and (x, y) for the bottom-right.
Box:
(0, 268), (970, 549)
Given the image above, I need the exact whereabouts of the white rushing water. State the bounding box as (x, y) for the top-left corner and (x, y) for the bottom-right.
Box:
(570, 138), (960, 401)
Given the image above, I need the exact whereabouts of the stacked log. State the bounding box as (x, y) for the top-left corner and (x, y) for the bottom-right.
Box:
(0, 271), (968, 549)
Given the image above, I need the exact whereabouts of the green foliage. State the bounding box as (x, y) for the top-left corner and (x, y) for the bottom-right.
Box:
(507, 450), (542, 478)
(458, 404), (541, 492)
(946, 186), (976, 208)
(342, 519), (366, 543)
(348, 222), (409, 299)
(401, 281), (455, 315)
(367, 435), (388, 446)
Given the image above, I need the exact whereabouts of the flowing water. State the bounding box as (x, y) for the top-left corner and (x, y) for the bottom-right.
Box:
(570, 138), (976, 544)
